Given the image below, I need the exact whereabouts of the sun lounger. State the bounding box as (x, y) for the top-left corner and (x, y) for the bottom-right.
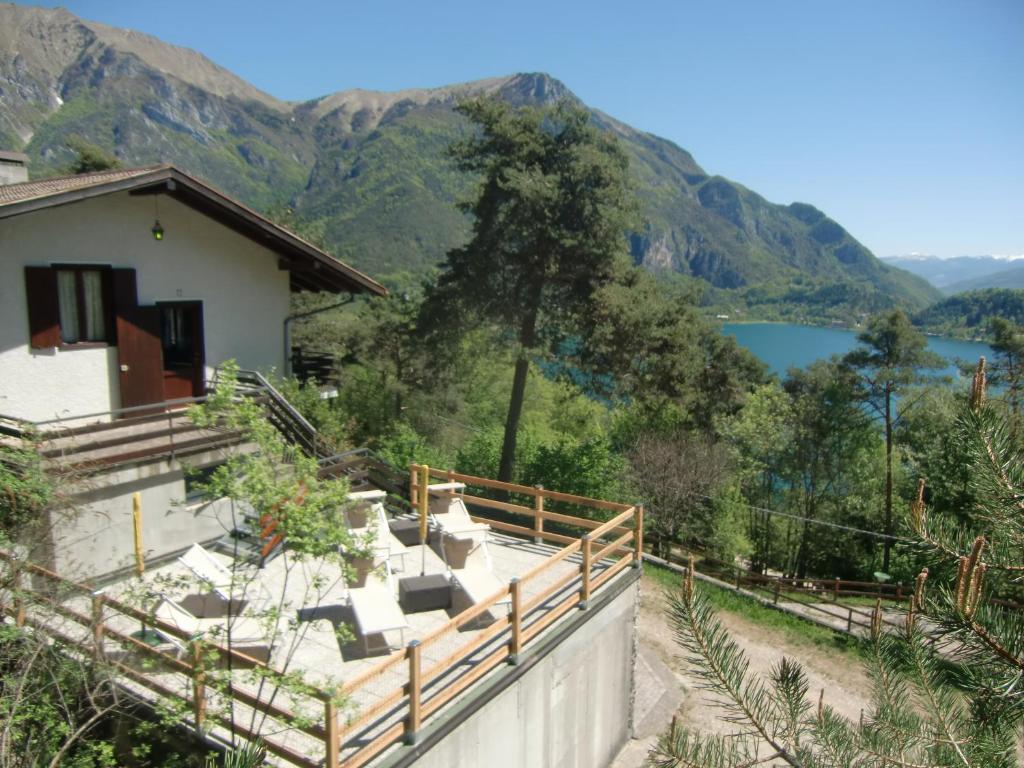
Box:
(178, 542), (235, 600)
(345, 493), (408, 572)
(178, 542), (271, 608)
(429, 496), (492, 569)
(348, 584), (409, 655)
(449, 567), (512, 622)
(152, 597), (272, 662)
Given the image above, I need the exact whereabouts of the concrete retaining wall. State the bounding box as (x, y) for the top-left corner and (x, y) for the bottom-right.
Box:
(384, 571), (640, 768)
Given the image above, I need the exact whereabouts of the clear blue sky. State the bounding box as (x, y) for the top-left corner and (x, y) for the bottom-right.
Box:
(27, 0), (1024, 258)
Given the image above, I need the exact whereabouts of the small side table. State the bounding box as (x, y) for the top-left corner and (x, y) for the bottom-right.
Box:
(390, 518), (429, 547)
(399, 574), (451, 613)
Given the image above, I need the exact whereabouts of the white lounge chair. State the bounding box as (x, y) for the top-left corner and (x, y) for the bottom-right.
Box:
(345, 493), (408, 572)
(178, 543), (236, 600)
(429, 496), (492, 570)
(449, 567), (512, 623)
(152, 597), (272, 662)
(178, 542), (271, 608)
(347, 584), (409, 655)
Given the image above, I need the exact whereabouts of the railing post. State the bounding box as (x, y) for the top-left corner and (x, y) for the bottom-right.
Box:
(580, 534), (591, 609)
(773, 579), (781, 605)
(846, 607), (854, 633)
(406, 640), (422, 744)
(833, 578), (840, 601)
(91, 590), (105, 659)
(533, 487), (544, 544)
(633, 505), (644, 568)
(324, 698), (340, 768)
(895, 582), (903, 602)
(509, 578), (522, 664)
(191, 640), (206, 732)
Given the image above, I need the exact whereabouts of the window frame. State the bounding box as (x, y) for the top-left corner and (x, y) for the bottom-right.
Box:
(50, 264), (115, 348)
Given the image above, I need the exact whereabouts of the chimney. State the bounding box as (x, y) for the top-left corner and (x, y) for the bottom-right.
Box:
(0, 151), (30, 185)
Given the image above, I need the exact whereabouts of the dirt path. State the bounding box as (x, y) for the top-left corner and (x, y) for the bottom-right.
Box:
(613, 573), (875, 767)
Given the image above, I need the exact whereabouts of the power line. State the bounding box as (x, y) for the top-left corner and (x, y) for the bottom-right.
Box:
(695, 492), (914, 543)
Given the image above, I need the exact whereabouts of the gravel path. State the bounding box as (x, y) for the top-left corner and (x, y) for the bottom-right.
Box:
(612, 573), (874, 767)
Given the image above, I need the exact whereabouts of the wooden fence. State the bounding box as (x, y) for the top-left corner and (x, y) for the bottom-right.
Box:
(0, 468), (642, 768)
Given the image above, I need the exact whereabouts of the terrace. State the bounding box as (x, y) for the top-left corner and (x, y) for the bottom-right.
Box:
(1, 461), (643, 767)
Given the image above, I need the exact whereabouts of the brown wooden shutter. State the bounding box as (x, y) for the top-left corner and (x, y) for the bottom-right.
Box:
(24, 266), (60, 348)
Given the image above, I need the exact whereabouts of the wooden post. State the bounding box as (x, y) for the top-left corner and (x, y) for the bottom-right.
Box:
(833, 578), (840, 601)
(406, 640), (422, 744)
(633, 505), (644, 568)
(132, 492), (145, 576)
(533, 487), (544, 544)
(773, 580), (781, 605)
(735, 567), (742, 590)
(191, 640), (206, 731)
(846, 607), (854, 633)
(91, 591), (105, 658)
(324, 699), (340, 768)
(895, 582), (903, 602)
(580, 534), (592, 608)
(509, 578), (522, 663)
(11, 561), (25, 628)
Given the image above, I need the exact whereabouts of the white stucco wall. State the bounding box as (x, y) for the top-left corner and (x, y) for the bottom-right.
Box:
(46, 452), (243, 579)
(0, 191), (292, 422)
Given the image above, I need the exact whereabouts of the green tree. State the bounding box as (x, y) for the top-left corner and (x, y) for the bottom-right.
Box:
(843, 310), (944, 571)
(65, 136), (120, 174)
(649, 360), (1023, 767)
(989, 317), (1024, 434)
(423, 97), (639, 483)
(579, 269), (766, 436)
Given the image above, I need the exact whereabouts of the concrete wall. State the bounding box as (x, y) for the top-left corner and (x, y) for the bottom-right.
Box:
(0, 191), (291, 422)
(44, 449), (243, 579)
(389, 574), (639, 768)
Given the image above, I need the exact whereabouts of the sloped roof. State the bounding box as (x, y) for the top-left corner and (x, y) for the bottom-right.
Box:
(0, 164), (386, 296)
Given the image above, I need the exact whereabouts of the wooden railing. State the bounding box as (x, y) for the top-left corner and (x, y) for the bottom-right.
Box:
(0, 551), (332, 768)
(0, 469), (642, 767)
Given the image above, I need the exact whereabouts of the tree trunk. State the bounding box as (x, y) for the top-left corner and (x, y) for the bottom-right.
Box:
(883, 383), (894, 572)
(498, 354), (531, 484)
(498, 300), (540, 485)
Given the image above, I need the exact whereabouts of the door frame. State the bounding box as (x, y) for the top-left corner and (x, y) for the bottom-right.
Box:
(156, 300), (206, 400)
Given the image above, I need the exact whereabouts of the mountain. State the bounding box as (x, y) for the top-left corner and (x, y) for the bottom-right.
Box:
(944, 263), (1024, 295)
(1, 4), (939, 317)
(881, 254), (1024, 294)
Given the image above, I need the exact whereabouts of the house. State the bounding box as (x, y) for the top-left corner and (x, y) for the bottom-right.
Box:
(0, 163), (385, 423)
(0, 163), (385, 576)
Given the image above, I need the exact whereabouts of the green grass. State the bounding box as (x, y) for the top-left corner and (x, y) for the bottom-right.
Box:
(644, 561), (870, 661)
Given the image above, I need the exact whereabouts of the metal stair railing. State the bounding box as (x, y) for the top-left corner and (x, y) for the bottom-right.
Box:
(229, 368), (322, 457)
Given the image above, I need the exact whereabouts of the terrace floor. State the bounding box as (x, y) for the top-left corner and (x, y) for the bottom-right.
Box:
(48, 518), (620, 766)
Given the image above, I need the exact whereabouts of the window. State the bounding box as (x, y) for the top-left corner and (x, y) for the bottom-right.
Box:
(24, 265), (114, 348)
(57, 268), (110, 343)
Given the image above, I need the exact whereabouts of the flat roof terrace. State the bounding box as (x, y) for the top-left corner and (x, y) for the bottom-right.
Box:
(1, 466), (642, 767)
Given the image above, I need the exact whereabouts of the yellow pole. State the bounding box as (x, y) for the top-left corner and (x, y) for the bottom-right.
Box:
(419, 464), (429, 575)
(132, 492), (145, 576)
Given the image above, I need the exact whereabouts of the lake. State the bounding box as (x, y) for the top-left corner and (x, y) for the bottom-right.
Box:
(722, 323), (994, 381)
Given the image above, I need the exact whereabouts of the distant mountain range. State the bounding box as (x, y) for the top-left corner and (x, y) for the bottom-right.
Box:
(0, 3), (940, 319)
(881, 255), (1024, 295)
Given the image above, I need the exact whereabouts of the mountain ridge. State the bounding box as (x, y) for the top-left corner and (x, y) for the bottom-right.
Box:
(0, 4), (939, 318)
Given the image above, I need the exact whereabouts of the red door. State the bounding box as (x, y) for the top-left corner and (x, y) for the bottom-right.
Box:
(159, 302), (205, 402)
(113, 269), (165, 413)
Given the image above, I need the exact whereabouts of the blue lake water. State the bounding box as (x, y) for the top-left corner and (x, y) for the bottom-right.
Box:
(722, 323), (994, 382)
